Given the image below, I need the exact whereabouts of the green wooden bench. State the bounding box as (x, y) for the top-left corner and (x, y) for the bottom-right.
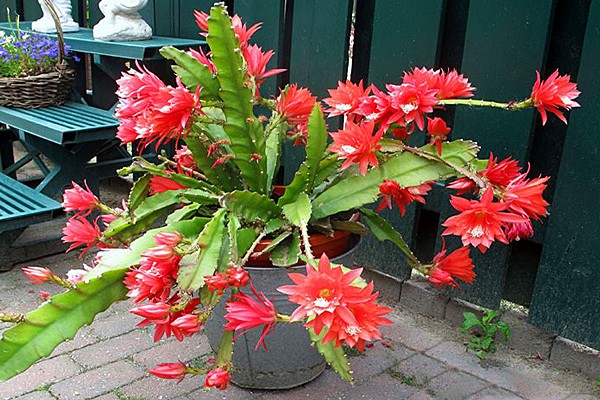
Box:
(0, 173), (61, 233)
(0, 101), (127, 197)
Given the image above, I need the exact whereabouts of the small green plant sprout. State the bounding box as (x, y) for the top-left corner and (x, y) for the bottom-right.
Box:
(461, 308), (511, 360)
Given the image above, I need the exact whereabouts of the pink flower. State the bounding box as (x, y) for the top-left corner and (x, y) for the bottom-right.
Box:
(447, 154), (522, 195)
(276, 84), (317, 126)
(224, 285), (278, 350)
(329, 120), (383, 176)
(62, 216), (102, 254)
(426, 117), (451, 155)
(323, 80), (371, 119)
(504, 219), (534, 242)
(204, 367), (231, 391)
(22, 266), (53, 285)
(375, 180), (432, 216)
(435, 69), (476, 99)
(194, 10), (261, 50)
(243, 44), (285, 89)
(442, 187), (527, 253)
(62, 181), (100, 216)
(531, 70), (580, 125)
(149, 362), (188, 382)
(428, 246), (475, 289)
(188, 47), (216, 74)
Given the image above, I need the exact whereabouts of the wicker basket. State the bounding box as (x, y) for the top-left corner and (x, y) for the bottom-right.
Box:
(0, 0), (76, 108)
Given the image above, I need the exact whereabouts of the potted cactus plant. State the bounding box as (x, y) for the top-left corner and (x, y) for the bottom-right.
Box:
(0, 1), (580, 392)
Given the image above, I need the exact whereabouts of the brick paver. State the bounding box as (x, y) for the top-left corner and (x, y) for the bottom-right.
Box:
(48, 360), (146, 400)
(0, 355), (81, 399)
(427, 371), (488, 400)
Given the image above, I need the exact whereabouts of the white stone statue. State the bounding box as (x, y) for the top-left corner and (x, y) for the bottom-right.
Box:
(93, 0), (152, 42)
(32, 0), (80, 33)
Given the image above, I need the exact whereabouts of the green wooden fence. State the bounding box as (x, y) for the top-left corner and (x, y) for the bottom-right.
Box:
(1, 0), (597, 350)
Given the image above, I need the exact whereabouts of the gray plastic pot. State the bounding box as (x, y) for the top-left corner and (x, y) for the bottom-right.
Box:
(205, 234), (360, 390)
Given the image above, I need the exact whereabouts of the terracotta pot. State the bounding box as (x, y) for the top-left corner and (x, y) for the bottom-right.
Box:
(205, 233), (360, 390)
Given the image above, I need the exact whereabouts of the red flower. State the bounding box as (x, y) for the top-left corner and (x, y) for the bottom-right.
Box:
(204, 367), (231, 391)
(447, 154), (522, 195)
(442, 187), (527, 253)
(62, 216), (102, 254)
(116, 118), (138, 144)
(503, 174), (549, 221)
(188, 47), (216, 74)
(531, 70), (580, 125)
(130, 302), (171, 322)
(243, 44), (285, 89)
(436, 69), (476, 99)
(375, 180), (432, 216)
(321, 299), (393, 351)
(426, 117), (451, 155)
(276, 84), (317, 126)
(226, 266), (250, 288)
(148, 176), (187, 194)
(62, 181), (100, 216)
(428, 246), (475, 289)
(205, 272), (230, 295)
(22, 266), (53, 285)
(149, 362), (188, 382)
(170, 314), (202, 337)
(402, 67), (439, 88)
(224, 285), (278, 350)
(193, 10), (209, 32)
(278, 254), (364, 332)
(387, 82), (439, 130)
(323, 80), (371, 119)
(329, 120), (383, 176)
(195, 10), (261, 49)
(174, 145), (197, 170)
(504, 219), (534, 242)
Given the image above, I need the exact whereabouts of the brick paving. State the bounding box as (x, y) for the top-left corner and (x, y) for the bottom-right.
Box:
(0, 248), (599, 399)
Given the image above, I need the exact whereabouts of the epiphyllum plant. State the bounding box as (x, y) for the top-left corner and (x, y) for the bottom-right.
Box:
(0, 2), (580, 391)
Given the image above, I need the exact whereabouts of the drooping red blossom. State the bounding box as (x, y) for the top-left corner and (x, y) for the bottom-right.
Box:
(170, 314), (202, 337)
(447, 154), (522, 195)
(149, 176), (187, 194)
(62, 216), (102, 254)
(442, 187), (528, 253)
(323, 80), (371, 119)
(504, 219), (534, 242)
(143, 232), (183, 264)
(205, 272), (231, 295)
(278, 254), (364, 329)
(321, 299), (393, 351)
(125, 261), (177, 303)
(531, 70), (580, 125)
(503, 174), (549, 221)
(130, 301), (171, 322)
(243, 44), (285, 90)
(22, 267), (53, 285)
(276, 84), (317, 126)
(174, 145), (197, 170)
(204, 367), (231, 391)
(62, 181), (100, 216)
(224, 285), (278, 350)
(375, 180), (433, 216)
(426, 117), (451, 155)
(387, 82), (439, 130)
(226, 266), (251, 288)
(329, 120), (384, 176)
(133, 296), (201, 342)
(149, 362), (188, 382)
(428, 246), (475, 289)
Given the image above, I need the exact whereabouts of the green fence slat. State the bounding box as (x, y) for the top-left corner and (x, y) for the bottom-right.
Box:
(529, 0), (600, 350)
(282, 0), (352, 184)
(352, 0), (444, 280)
(234, 0), (283, 98)
(433, 0), (553, 309)
(367, 0), (444, 87)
